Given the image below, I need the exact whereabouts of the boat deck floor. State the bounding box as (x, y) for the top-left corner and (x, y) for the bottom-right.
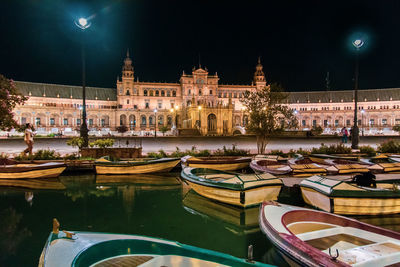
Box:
(93, 255), (153, 267)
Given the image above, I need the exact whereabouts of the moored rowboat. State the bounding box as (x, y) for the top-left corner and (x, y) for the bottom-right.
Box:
(250, 159), (292, 175)
(39, 219), (271, 267)
(260, 201), (400, 267)
(181, 156), (251, 171)
(300, 175), (400, 215)
(0, 162), (66, 179)
(180, 167), (283, 207)
(95, 157), (180, 175)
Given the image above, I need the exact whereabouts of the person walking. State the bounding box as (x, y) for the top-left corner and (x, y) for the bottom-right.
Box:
(23, 123), (34, 156)
(341, 127), (348, 144)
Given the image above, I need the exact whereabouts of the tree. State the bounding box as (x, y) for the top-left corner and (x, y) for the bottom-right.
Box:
(393, 125), (400, 134)
(116, 125), (128, 135)
(240, 83), (298, 154)
(0, 74), (28, 131)
(159, 125), (170, 136)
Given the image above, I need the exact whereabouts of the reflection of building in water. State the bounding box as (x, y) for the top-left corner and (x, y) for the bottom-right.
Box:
(25, 191), (34, 206)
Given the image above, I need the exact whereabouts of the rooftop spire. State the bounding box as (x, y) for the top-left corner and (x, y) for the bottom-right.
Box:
(126, 48), (130, 58)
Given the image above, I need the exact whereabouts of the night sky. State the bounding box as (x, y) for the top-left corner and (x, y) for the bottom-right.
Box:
(1, 0), (400, 92)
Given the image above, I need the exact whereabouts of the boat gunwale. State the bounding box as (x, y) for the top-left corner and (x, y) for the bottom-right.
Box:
(0, 162), (67, 173)
(181, 167), (282, 191)
(53, 232), (271, 267)
(185, 156), (251, 165)
(300, 177), (400, 198)
(95, 158), (180, 167)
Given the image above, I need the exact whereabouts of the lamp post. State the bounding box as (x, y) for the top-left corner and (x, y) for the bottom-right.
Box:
(198, 105), (202, 133)
(154, 109), (158, 138)
(351, 38), (364, 149)
(75, 17), (91, 147)
(361, 109), (365, 137)
(174, 105), (179, 127)
(241, 107), (246, 127)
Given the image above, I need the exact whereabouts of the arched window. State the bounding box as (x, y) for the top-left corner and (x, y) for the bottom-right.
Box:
(150, 90), (154, 96)
(141, 115), (147, 125)
(172, 91), (176, 97)
(187, 100), (192, 107)
(126, 89), (130, 95)
(161, 91), (165, 97)
(144, 90), (148, 96)
(155, 90), (159, 96)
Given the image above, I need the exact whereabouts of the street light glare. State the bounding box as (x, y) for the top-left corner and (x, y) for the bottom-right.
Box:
(353, 39), (364, 49)
(79, 18), (87, 27)
(154, 109), (158, 113)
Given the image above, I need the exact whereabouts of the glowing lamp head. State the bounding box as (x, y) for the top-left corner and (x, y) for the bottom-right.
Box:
(170, 108), (174, 113)
(78, 18), (87, 27)
(75, 17), (91, 30)
(198, 106), (202, 110)
(353, 39), (364, 49)
(175, 105), (179, 110)
(154, 109), (158, 113)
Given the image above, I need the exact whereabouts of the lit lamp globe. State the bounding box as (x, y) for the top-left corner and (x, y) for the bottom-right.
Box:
(353, 39), (364, 49)
(75, 17), (91, 30)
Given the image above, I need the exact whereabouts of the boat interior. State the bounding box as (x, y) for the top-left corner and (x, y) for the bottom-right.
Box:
(196, 171), (276, 184)
(286, 221), (400, 266)
(91, 254), (229, 267)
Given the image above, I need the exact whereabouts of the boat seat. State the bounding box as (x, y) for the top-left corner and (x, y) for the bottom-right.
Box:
(296, 226), (393, 244)
(139, 255), (230, 267)
(336, 241), (400, 266)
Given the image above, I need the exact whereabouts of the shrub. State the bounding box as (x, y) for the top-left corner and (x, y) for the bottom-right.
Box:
(15, 149), (62, 160)
(213, 145), (249, 156)
(269, 150), (285, 156)
(312, 125), (323, 135)
(311, 143), (352, 155)
(393, 125), (400, 133)
(147, 152), (163, 159)
(296, 147), (311, 156)
(378, 140), (400, 153)
(63, 153), (80, 160)
(89, 139), (115, 149)
(359, 145), (376, 156)
(67, 137), (85, 149)
(170, 147), (187, 158)
(116, 125), (128, 134)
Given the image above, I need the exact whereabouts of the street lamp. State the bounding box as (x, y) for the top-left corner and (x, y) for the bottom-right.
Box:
(198, 105), (202, 130)
(154, 109), (158, 138)
(351, 38), (364, 149)
(361, 109), (365, 136)
(241, 106), (246, 126)
(75, 17), (91, 147)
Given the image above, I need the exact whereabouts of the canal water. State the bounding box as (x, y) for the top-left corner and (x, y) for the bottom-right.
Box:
(1, 173), (400, 267)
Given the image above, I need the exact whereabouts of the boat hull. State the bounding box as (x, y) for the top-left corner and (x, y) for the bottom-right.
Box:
(185, 179), (281, 208)
(301, 186), (400, 215)
(0, 164), (66, 179)
(95, 159), (180, 174)
(185, 162), (249, 171)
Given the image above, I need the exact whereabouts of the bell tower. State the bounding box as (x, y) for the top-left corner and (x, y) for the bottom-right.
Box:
(253, 57), (266, 91)
(122, 49), (134, 80)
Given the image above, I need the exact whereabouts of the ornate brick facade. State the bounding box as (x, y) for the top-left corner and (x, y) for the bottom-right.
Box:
(9, 52), (400, 136)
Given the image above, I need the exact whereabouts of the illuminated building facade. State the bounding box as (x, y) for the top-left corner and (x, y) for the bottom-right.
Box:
(9, 52), (400, 136)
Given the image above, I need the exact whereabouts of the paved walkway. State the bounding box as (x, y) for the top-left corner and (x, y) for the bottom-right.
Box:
(0, 136), (395, 157)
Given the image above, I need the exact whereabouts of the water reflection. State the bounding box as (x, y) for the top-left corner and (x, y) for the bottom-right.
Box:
(0, 207), (31, 262)
(182, 190), (260, 235)
(0, 173), (400, 266)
